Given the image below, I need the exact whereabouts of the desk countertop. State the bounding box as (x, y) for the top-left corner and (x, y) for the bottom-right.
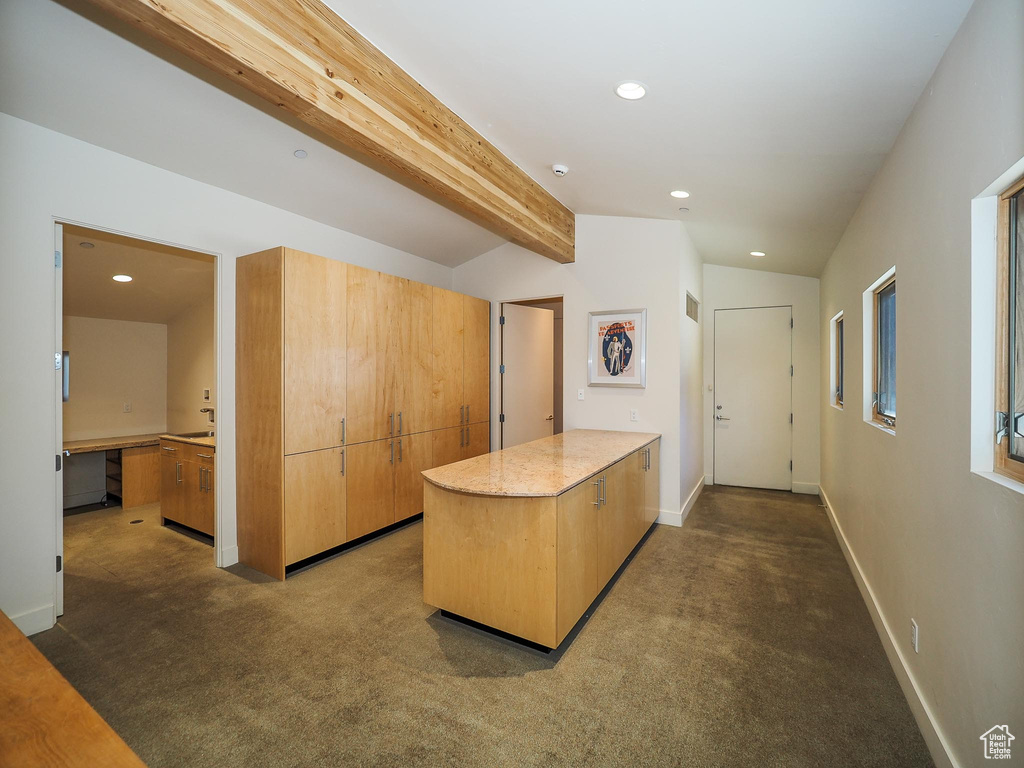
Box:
(422, 429), (660, 497)
(63, 434), (163, 454)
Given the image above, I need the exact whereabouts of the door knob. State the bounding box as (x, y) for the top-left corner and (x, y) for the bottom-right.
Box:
(545, 415), (554, 421)
(715, 415), (731, 421)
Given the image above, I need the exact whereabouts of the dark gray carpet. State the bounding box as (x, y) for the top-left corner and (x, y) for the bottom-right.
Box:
(32, 485), (932, 767)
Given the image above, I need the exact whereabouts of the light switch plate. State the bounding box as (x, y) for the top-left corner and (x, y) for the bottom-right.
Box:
(123, 401), (132, 413)
(577, 388), (584, 401)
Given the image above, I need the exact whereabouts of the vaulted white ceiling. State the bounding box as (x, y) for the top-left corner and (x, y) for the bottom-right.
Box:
(1, 0), (972, 275)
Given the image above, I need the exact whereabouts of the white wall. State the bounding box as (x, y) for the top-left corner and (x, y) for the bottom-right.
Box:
(63, 315), (168, 440)
(702, 265), (820, 493)
(818, 1), (1024, 765)
(0, 112), (453, 635)
(454, 215), (705, 524)
(166, 294), (216, 434)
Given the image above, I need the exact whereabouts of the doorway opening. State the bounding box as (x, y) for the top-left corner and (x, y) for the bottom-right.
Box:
(499, 296), (563, 449)
(57, 222), (217, 617)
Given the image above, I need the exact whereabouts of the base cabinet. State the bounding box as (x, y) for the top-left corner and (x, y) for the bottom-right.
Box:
(347, 439), (397, 541)
(159, 440), (215, 536)
(284, 448), (346, 565)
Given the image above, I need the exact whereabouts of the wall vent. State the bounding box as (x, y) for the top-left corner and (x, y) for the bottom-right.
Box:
(685, 292), (699, 323)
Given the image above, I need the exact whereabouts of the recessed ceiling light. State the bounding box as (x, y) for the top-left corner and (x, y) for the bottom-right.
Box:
(750, 251), (766, 257)
(79, 242), (94, 249)
(112, 274), (133, 282)
(615, 81), (647, 100)
(670, 190), (690, 199)
(293, 149), (308, 159)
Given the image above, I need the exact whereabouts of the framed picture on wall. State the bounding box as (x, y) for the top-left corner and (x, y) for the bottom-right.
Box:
(588, 308), (647, 388)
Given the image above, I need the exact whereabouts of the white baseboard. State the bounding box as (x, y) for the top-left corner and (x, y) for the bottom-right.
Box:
(217, 544), (239, 568)
(10, 604), (55, 636)
(657, 474), (706, 528)
(792, 481), (819, 495)
(819, 488), (958, 768)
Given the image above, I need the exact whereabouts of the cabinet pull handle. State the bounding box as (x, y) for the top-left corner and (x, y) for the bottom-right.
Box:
(341, 449), (345, 476)
(341, 417), (346, 445)
(390, 439), (394, 464)
(592, 480), (601, 507)
(390, 412), (394, 436)
(460, 405), (464, 424)
(162, 446), (176, 452)
(398, 411), (402, 435)
(176, 461), (182, 484)
(398, 438), (403, 462)
(466, 426), (470, 446)
(202, 466), (208, 492)
(466, 404), (470, 422)
(600, 476), (606, 506)
(197, 453), (213, 459)
(460, 427), (464, 447)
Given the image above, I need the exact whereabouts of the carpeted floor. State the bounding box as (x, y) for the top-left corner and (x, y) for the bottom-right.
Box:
(33, 486), (932, 767)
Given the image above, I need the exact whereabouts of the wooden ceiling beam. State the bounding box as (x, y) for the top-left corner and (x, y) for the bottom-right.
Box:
(86, 0), (575, 263)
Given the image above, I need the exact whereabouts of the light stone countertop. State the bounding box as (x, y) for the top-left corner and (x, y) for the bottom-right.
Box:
(159, 434), (216, 449)
(422, 429), (660, 497)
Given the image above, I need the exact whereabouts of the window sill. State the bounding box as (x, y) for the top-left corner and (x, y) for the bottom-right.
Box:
(831, 402), (844, 412)
(972, 470), (1024, 497)
(865, 419), (895, 436)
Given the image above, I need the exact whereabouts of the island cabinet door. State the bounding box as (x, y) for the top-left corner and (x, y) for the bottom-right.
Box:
(284, 448), (346, 566)
(346, 439), (396, 540)
(431, 287), (465, 430)
(283, 250), (347, 455)
(597, 458), (634, 586)
(393, 278), (433, 437)
(556, 479), (600, 643)
(643, 441), (660, 528)
(463, 295), (490, 425)
(395, 432), (431, 522)
(347, 265), (398, 445)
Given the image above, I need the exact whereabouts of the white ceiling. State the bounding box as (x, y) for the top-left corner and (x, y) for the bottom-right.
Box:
(62, 225), (215, 324)
(328, 0), (972, 276)
(2, 0), (972, 276)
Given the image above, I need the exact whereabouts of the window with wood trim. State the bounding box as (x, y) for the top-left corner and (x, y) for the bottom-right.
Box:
(872, 275), (896, 428)
(996, 174), (1024, 483)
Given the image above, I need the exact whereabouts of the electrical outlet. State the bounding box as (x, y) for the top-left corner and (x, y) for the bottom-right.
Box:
(577, 388), (584, 401)
(629, 408), (638, 422)
(122, 401), (132, 413)
(911, 619), (919, 653)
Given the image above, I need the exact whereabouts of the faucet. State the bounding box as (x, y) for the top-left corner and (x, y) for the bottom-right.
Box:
(199, 407), (215, 424)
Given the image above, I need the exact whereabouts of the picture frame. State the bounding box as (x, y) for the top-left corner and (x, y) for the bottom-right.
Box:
(588, 308), (647, 388)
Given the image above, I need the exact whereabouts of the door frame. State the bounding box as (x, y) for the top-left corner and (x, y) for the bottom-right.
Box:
(711, 304), (793, 488)
(53, 218), (225, 619)
(498, 294), (563, 449)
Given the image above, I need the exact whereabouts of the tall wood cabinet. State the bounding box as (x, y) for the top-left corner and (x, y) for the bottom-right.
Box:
(237, 247), (491, 579)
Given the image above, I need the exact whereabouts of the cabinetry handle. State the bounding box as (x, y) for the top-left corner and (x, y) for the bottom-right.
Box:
(341, 449), (345, 476)
(466, 426), (470, 446)
(466, 404), (470, 422)
(390, 412), (394, 436)
(390, 439), (394, 464)
(200, 466), (207, 492)
(162, 446), (177, 452)
(341, 417), (346, 445)
(600, 476), (606, 506)
(197, 453), (213, 459)
(460, 427), (464, 447)
(398, 438), (403, 462)
(460, 405), (464, 424)
(592, 480), (601, 507)
(398, 412), (402, 435)
(176, 461), (182, 484)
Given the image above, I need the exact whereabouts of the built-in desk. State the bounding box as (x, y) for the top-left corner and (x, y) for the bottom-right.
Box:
(0, 610), (146, 767)
(63, 434), (162, 509)
(422, 429), (661, 648)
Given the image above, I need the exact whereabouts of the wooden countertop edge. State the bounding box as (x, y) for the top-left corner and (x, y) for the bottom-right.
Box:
(62, 434), (162, 454)
(422, 433), (660, 497)
(158, 434), (216, 449)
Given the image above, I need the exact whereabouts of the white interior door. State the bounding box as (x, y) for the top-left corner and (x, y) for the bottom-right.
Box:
(54, 222), (64, 618)
(713, 306), (792, 490)
(501, 303), (554, 448)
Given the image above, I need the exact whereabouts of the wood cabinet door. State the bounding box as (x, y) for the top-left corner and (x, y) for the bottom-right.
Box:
(597, 458), (632, 586)
(284, 448), (346, 565)
(464, 422), (490, 459)
(284, 250), (347, 454)
(556, 479), (599, 643)
(430, 426), (464, 469)
(395, 432), (432, 522)
(431, 287), (464, 430)
(393, 278), (433, 436)
(194, 452), (216, 537)
(643, 441), (660, 529)
(347, 265), (398, 444)
(627, 449), (646, 546)
(346, 439), (396, 540)
(159, 453), (182, 525)
(463, 294), (490, 425)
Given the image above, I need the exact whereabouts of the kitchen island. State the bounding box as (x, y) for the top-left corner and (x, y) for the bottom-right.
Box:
(422, 429), (660, 648)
